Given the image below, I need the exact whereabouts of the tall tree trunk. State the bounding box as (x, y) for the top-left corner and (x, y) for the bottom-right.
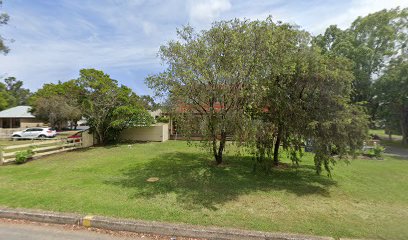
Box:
(212, 131), (227, 165)
(217, 130), (227, 164)
(273, 124), (283, 166)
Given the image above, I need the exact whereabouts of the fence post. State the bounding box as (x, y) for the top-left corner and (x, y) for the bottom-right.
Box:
(0, 147), (4, 165)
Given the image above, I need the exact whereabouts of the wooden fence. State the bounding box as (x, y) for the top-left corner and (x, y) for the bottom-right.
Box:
(0, 137), (82, 165)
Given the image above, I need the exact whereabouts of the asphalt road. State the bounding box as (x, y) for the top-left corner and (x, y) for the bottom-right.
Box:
(384, 145), (408, 159)
(0, 222), (151, 240)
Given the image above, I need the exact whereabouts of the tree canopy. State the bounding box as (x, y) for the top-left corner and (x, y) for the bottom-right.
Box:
(0, 0), (10, 54)
(31, 69), (154, 141)
(30, 80), (82, 130)
(375, 56), (408, 144)
(147, 18), (368, 174)
(314, 7), (408, 122)
(78, 69), (154, 144)
(0, 77), (31, 110)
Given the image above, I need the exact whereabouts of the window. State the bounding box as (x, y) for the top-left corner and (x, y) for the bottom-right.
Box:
(12, 118), (20, 128)
(2, 119), (10, 128)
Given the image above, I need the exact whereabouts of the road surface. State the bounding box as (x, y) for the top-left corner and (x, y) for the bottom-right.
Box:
(384, 145), (408, 159)
(0, 221), (152, 240)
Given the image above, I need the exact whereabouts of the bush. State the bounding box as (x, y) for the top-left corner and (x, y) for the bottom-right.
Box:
(156, 116), (169, 123)
(364, 145), (385, 159)
(15, 149), (34, 164)
(373, 145), (385, 159)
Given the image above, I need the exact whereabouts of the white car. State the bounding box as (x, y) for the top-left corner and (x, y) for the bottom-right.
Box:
(12, 127), (57, 139)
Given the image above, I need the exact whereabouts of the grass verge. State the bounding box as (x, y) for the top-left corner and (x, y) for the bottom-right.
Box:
(0, 141), (407, 239)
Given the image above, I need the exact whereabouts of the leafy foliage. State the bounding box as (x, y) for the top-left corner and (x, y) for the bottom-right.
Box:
(32, 95), (82, 130)
(139, 95), (159, 110)
(30, 80), (82, 129)
(3, 77), (31, 106)
(147, 18), (368, 174)
(147, 20), (259, 164)
(78, 69), (153, 144)
(314, 8), (408, 105)
(375, 57), (408, 145)
(0, 77), (31, 110)
(0, 0), (10, 54)
(240, 19), (368, 174)
(155, 115), (169, 123)
(15, 149), (33, 164)
(0, 82), (14, 110)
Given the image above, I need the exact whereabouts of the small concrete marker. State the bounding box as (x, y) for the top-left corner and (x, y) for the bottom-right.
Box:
(82, 215), (94, 227)
(146, 177), (160, 182)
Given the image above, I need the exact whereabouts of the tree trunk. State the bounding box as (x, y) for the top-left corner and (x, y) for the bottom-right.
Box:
(217, 130), (227, 163)
(401, 108), (408, 145)
(273, 124), (283, 166)
(212, 138), (221, 164)
(212, 131), (227, 165)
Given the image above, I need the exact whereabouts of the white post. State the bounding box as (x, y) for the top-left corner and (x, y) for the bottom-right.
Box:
(0, 147), (4, 165)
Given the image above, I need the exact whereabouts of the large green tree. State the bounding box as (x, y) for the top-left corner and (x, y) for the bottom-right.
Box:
(78, 69), (153, 144)
(314, 8), (408, 121)
(375, 57), (408, 145)
(4, 77), (31, 106)
(139, 95), (159, 111)
(147, 20), (258, 164)
(147, 18), (368, 173)
(0, 81), (13, 110)
(0, 0), (9, 54)
(0, 77), (30, 110)
(242, 19), (368, 174)
(30, 80), (82, 129)
(32, 95), (82, 130)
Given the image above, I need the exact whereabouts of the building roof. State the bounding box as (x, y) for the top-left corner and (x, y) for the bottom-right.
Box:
(0, 106), (35, 118)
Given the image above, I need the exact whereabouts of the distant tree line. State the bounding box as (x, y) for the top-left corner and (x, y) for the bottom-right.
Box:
(0, 77), (31, 110)
(315, 7), (408, 144)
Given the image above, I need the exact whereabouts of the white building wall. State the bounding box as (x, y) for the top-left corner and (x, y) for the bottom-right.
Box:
(120, 123), (169, 142)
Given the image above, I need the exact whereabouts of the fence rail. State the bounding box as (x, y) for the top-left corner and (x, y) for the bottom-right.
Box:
(0, 137), (82, 165)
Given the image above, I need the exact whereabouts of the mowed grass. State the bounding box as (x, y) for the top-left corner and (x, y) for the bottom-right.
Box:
(0, 141), (407, 239)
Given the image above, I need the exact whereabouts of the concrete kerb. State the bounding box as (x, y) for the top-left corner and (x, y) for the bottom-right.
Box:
(0, 207), (334, 240)
(0, 207), (81, 225)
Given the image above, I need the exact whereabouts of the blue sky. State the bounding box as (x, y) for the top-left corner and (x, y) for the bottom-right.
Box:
(1, 0), (407, 96)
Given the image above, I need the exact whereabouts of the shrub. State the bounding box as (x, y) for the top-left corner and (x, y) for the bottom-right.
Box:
(364, 145), (385, 159)
(156, 116), (169, 123)
(373, 145), (385, 159)
(15, 149), (34, 164)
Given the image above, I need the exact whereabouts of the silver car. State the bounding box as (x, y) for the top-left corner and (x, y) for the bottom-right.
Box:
(12, 127), (57, 139)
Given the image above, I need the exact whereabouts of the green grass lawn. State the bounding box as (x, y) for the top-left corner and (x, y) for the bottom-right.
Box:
(0, 141), (407, 239)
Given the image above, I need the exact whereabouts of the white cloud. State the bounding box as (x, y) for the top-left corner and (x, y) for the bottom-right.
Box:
(1, 0), (407, 94)
(142, 21), (158, 36)
(188, 0), (232, 23)
(309, 0), (408, 33)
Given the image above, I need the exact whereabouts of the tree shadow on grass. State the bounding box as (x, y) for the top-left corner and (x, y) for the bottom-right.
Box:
(105, 151), (336, 210)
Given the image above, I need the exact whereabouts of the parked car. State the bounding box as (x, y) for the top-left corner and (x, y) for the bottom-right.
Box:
(12, 127), (57, 139)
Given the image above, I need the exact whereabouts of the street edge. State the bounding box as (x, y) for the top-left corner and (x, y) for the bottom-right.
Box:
(0, 207), (334, 240)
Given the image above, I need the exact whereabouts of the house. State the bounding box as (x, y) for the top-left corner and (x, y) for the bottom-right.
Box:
(0, 106), (45, 129)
